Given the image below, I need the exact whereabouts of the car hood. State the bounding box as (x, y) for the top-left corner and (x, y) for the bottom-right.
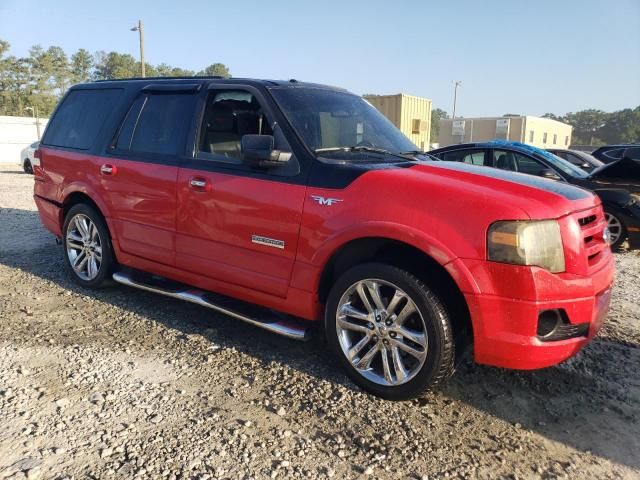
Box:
(402, 161), (598, 219)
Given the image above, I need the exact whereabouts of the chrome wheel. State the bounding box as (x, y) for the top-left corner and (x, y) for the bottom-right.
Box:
(335, 279), (428, 387)
(604, 212), (623, 246)
(66, 214), (103, 281)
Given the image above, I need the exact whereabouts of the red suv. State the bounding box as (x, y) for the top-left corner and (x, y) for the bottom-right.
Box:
(33, 78), (614, 399)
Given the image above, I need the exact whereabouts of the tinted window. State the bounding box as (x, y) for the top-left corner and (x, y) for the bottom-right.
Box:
(441, 149), (487, 166)
(493, 149), (547, 175)
(129, 93), (197, 156)
(603, 148), (625, 160)
(42, 89), (122, 150)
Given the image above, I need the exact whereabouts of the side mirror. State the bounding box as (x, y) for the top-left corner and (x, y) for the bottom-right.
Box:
(241, 134), (289, 168)
(539, 168), (561, 181)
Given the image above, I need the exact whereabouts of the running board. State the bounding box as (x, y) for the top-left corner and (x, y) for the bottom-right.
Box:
(112, 271), (310, 341)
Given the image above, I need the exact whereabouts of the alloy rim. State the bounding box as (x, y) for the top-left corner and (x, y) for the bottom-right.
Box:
(335, 279), (428, 387)
(66, 214), (102, 281)
(604, 212), (622, 246)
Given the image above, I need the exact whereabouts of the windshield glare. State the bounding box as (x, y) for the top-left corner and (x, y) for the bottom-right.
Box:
(269, 87), (418, 158)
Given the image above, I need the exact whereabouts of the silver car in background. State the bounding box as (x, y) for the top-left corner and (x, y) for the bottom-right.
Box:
(19, 141), (39, 173)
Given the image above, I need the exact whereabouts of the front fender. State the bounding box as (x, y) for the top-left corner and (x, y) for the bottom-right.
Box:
(309, 222), (482, 295)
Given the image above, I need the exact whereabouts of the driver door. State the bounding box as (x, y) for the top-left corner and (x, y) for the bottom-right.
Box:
(176, 86), (306, 298)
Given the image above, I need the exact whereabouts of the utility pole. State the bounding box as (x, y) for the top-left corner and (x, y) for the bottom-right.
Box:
(452, 80), (462, 119)
(130, 20), (145, 77)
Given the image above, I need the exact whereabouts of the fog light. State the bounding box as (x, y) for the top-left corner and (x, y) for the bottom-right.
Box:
(537, 310), (562, 338)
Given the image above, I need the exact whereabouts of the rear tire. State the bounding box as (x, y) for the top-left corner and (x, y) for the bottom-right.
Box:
(23, 159), (32, 174)
(325, 263), (455, 400)
(62, 203), (115, 288)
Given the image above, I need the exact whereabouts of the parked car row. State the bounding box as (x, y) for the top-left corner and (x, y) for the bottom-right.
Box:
(429, 141), (640, 249)
(33, 78), (614, 399)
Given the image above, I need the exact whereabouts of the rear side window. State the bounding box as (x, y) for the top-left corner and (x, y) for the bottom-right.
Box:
(42, 89), (122, 150)
(441, 149), (487, 166)
(114, 93), (197, 157)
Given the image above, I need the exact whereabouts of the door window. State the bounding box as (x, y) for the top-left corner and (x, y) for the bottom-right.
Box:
(113, 92), (197, 158)
(195, 89), (299, 176)
(440, 149), (487, 166)
(493, 149), (547, 175)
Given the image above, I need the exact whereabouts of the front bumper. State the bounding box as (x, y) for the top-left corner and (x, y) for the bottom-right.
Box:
(461, 254), (614, 370)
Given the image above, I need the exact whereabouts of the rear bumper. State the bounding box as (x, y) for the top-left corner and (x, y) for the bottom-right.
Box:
(461, 255), (614, 370)
(34, 194), (63, 238)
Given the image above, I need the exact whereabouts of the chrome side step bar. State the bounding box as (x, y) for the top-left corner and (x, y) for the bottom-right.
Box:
(112, 271), (310, 341)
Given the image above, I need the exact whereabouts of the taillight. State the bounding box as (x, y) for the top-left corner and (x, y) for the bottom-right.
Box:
(32, 148), (45, 179)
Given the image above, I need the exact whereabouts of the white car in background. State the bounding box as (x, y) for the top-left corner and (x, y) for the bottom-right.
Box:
(19, 141), (39, 173)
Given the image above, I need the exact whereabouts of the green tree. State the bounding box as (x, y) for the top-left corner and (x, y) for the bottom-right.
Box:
(197, 63), (231, 78)
(563, 109), (608, 145)
(541, 112), (564, 122)
(93, 51), (139, 79)
(155, 63), (194, 77)
(598, 107), (640, 144)
(430, 108), (449, 143)
(70, 48), (93, 84)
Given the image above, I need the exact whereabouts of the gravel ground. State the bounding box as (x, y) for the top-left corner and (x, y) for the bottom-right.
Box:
(0, 165), (639, 480)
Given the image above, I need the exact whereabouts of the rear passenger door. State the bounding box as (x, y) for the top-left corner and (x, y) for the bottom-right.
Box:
(176, 85), (306, 298)
(103, 85), (199, 266)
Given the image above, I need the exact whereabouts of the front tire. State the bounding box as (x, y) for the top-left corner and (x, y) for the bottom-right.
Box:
(325, 263), (455, 400)
(604, 208), (627, 250)
(62, 203), (115, 288)
(23, 159), (32, 174)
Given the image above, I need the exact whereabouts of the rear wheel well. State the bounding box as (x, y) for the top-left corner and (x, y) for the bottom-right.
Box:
(318, 238), (473, 356)
(61, 193), (109, 238)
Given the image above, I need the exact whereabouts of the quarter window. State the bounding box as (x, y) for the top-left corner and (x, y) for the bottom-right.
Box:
(42, 89), (122, 150)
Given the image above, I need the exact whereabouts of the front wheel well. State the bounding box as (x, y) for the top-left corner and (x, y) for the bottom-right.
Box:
(318, 238), (473, 356)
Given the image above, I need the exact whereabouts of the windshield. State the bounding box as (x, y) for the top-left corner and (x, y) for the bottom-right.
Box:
(269, 87), (418, 159)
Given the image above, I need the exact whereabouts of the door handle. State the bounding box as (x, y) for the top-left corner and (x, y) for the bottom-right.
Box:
(100, 164), (116, 175)
(189, 177), (209, 191)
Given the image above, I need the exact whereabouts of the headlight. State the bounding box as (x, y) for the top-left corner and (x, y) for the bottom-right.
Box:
(487, 220), (565, 273)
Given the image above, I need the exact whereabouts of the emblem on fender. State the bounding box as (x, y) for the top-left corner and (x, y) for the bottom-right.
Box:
(311, 195), (343, 206)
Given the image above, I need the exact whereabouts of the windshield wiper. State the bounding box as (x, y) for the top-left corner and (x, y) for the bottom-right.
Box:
(314, 146), (415, 161)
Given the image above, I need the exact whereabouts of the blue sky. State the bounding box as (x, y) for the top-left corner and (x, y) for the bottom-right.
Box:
(1, 0), (639, 117)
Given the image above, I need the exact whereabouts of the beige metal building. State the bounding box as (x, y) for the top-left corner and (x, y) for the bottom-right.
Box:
(364, 94), (432, 151)
(438, 115), (572, 149)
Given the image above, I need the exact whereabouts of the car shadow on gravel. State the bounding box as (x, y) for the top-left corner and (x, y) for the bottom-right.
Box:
(0, 170), (27, 175)
(1, 208), (639, 470)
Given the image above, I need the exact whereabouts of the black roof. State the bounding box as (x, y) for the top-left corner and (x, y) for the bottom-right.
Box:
(80, 76), (348, 92)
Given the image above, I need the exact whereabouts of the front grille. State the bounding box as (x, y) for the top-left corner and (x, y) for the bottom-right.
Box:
(576, 208), (609, 271)
(578, 214), (596, 227)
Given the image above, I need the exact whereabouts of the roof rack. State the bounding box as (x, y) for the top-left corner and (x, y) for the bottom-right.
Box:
(95, 75), (226, 82)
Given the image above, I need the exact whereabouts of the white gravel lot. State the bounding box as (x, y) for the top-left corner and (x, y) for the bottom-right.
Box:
(0, 165), (639, 479)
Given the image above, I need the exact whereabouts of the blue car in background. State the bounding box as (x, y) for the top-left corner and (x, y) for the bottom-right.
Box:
(429, 140), (640, 249)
